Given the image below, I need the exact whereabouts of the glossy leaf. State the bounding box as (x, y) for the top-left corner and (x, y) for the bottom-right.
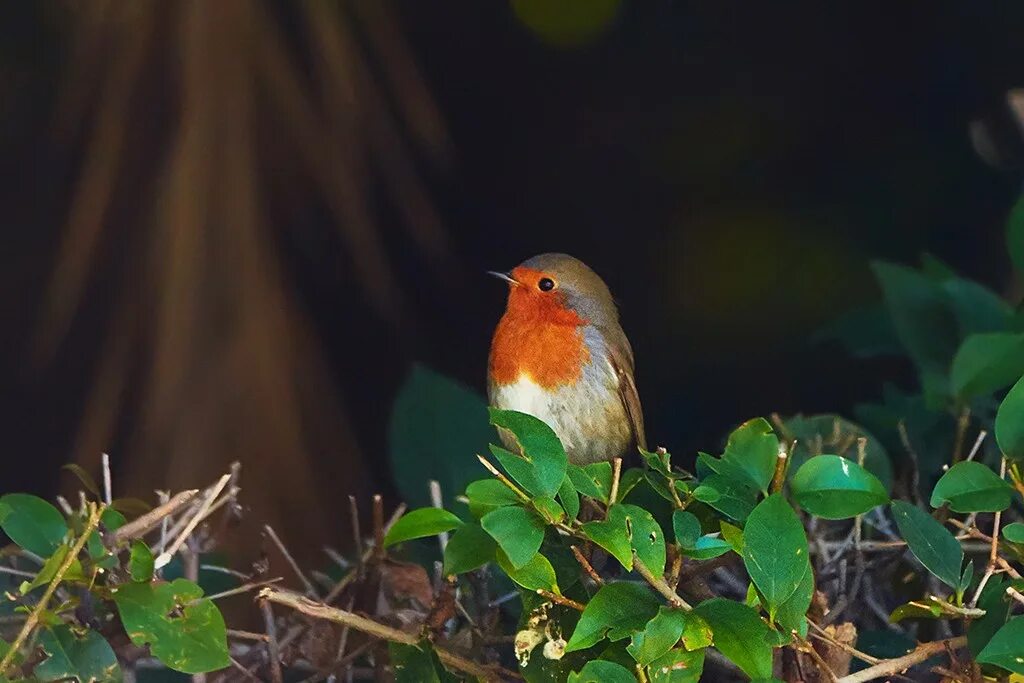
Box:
(628, 607), (688, 666)
(0, 494), (68, 556)
(929, 461), (1013, 513)
(693, 598), (774, 680)
(683, 536), (732, 560)
(781, 414), (893, 493)
(567, 660), (636, 683)
(112, 578), (229, 674)
(890, 501), (963, 589)
(35, 626), (121, 683)
(383, 508), (462, 548)
(951, 333), (1024, 399)
(496, 548), (557, 592)
(791, 455), (889, 519)
(481, 506), (545, 569)
(977, 616), (1024, 674)
(968, 575), (1011, 657)
(489, 408), (567, 497)
(742, 494), (809, 619)
(443, 523), (496, 575)
(129, 541), (154, 582)
(702, 419), (778, 493)
(692, 474), (757, 522)
(1003, 522), (1024, 543)
(996, 374), (1024, 462)
(646, 648), (704, 682)
(672, 510), (701, 549)
(565, 582), (660, 652)
(465, 479), (521, 518)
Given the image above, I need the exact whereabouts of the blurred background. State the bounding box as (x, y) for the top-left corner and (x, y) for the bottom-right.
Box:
(1, 1), (1023, 562)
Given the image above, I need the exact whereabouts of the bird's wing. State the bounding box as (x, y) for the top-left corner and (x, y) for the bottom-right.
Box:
(605, 329), (647, 452)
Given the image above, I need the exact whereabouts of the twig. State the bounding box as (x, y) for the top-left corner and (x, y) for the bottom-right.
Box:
(109, 489), (199, 546)
(323, 503), (405, 605)
(570, 545), (603, 585)
(795, 634), (838, 682)
(429, 481), (449, 552)
(347, 496), (363, 577)
(475, 454), (529, 501)
(372, 495), (385, 562)
(264, 525), (319, 598)
(808, 621), (880, 665)
(835, 637), (967, 683)
(897, 422), (924, 507)
(633, 554), (691, 610)
(536, 589), (584, 611)
(0, 504), (102, 672)
(1007, 586), (1024, 607)
(970, 458), (1007, 608)
(200, 577), (283, 603)
(155, 474), (230, 569)
(259, 598), (284, 683)
(226, 629), (269, 642)
(965, 430), (987, 462)
(609, 457), (623, 505)
(102, 452), (113, 505)
(770, 442), (789, 494)
(259, 587), (518, 681)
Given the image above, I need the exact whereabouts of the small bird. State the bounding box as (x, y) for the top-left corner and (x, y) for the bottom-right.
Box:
(488, 253), (646, 464)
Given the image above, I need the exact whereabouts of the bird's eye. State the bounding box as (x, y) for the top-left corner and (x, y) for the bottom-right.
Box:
(538, 277), (555, 292)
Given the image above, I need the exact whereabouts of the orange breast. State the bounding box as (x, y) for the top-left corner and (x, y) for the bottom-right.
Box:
(489, 288), (590, 389)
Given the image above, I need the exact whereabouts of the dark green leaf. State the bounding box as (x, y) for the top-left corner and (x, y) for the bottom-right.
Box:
(495, 548), (557, 592)
(558, 476), (580, 521)
(388, 365), (495, 508)
(672, 511), (701, 549)
(692, 474), (757, 522)
(582, 513), (633, 570)
(814, 304), (902, 358)
(567, 463), (608, 500)
(129, 541), (154, 583)
(930, 461), (1014, 513)
(716, 419), (779, 493)
(890, 501), (963, 589)
(489, 408), (567, 497)
(996, 374), (1024, 462)
(968, 575), (1011, 657)
(567, 660), (636, 683)
(646, 648), (704, 682)
(533, 496), (566, 524)
(951, 333), (1024, 399)
(20, 545), (85, 593)
(791, 455), (889, 519)
(642, 448), (673, 477)
(565, 582), (660, 652)
(481, 506), (545, 569)
(773, 562), (814, 636)
(781, 414), (893, 492)
(466, 478), (521, 518)
(628, 607), (687, 666)
(389, 642), (448, 683)
(944, 278), (1013, 337)
(0, 494), (68, 556)
(1003, 522), (1024, 543)
(693, 598), (774, 680)
(442, 523), (495, 575)
(742, 494), (809, 620)
(582, 504), (666, 575)
(383, 508), (462, 548)
(35, 626), (121, 683)
(112, 578), (229, 674)
(977, 616), (1024, 674)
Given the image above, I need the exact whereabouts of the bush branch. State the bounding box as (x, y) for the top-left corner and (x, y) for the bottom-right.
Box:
(835, 636), (966, 683)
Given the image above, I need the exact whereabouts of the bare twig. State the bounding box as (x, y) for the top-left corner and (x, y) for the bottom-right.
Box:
(0, 504), (103, 672)
(154, 474), (231, 569)
(835, 637), (967, 683)
(475, 454), (529, 501)
(1007, 585), (1024, 607)
(259, 598), (284, 683)
(429, 480), (449, 552)
(264, 525), (318, 598)
(633, 554), (691, 610)
(109, 489), (199, 546)
(965, 430), (987, 462)
(970, 458), (1007, 608)
(102, 452), (113, 505)
(609, 457), (623, 505)
(770, 442), (789, 494)
(372, 495), (385, 562)
(570, 545), (603, 586)
(536, 589), (584, 611)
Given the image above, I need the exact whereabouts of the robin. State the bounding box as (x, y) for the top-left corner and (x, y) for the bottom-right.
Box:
(488, 253), (646, 464)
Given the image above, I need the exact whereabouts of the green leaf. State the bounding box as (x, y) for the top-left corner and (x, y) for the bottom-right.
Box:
(968, 575), (1012, 657)
(646, 648), (704, 682)
(112, 578), (229, 674)
(582, 504), (666, 575)
(35, 626), (121, 683)
(628, 607), (688, 666)
(567, 463), (608, 500)
(533, 496), (566, 524)
(565, 582), (660, 652)
(672, 511), (701, 549)
(495, 548), (558, 592)
(742, 494), (809, 620)
(489, 408), (567, 497)
(951, 333), (1024, 399)
(682, 536), (732, 560)
(707, 418), (779, 493)
(890, 501), (963, 589)
(128, 541), (154, 583)
(943, 278), (1013, 336)
(693, 598), (774, 680)
(0, 494), (68, 556)
(388, 365), (495, 508)
(1009, 194), (1024, 273)
(558, 475), (580, 521)
(996, 374), (1024, 462)
(481, 506), (545, 569)
(929, 461), (1014, 513)
(582, 514), (633, 570)
(781, 414), (893, 493)
(567, 660), (637, 683)
(773, 561), (814, 636)
(642, 448), (673, 477)
(692, 474), (757, 522)
(383, 508), (462, 548)
(389, 642), (449, 683)
(1003, 522), (1024, 543)
(20, 545), (85, 594)
(790, 455), (889, 519)
(60, 464), (101, 498)
(977, 616), (1024, 674)
(442, 523), (496, 575)
(465, 479), (521, 518)
(719, 522), (744, 554)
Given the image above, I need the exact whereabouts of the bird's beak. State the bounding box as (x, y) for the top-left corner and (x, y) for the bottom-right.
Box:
(487, 270), (520, 287)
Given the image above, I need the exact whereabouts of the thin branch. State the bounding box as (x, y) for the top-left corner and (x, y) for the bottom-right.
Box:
(970, 458), (1007, 608)
(429, 480), (449, 552)
(259, 587), (518, 681)
(0, 504), (103, 672)
(475, 454), (529, 501)
(109, 489), (199, 546)
(570, 545), (603, 586)
(965, 430), (987, 462)
(264, 525), (319, 598)
(609, 457), (623, 505)
(101, 453), (113, 505)
(259, 598), (284, 683)
(770, 442), (788, 494)
(154, 474), (231, 569)
(536, 589), (584, 611)
(836, 637), (966, 683)
(1007, 586), (1024, 607)
(633, 554), (691, 610)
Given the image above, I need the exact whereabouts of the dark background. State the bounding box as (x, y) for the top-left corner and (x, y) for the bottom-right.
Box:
(1, 1), (1022, 552)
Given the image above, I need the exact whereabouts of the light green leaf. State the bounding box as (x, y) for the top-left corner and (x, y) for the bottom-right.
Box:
(683, 536), (732, 560)
(129, 541), (154, 583)
(383, 508), (462, 548)
(565, 582), (660, 652)
(112, 578), (229, 674)
(495, 548), (557, 592)
(977, 616), (1024, 674)
(481, 506), (545, 569)
(930, 461), (1014, 513)
(567, 660), (637, 683)
(582, 513), (633, 570)
(0, 494), (68, 556)
(582, 504), (666, 575)
(489, 408), (567, 497)
(1003, 522), (1024, 543)
(442, 524), (496, 575)
(693, 598), (774, 680)
(646, 648), (704, 682)
(465, 478), (521, 518)
(35, 626), (122, 683)
(890, 501), (963, 589)
(706, 419), (779, 493)
(742, 494), (809, 619)
(628, 607), (688, 666)
(996, 375), (1024, 462)
(951, 333), (1024, 399)
(968, 575), (1012, 657)
(791, 455), (889, 519)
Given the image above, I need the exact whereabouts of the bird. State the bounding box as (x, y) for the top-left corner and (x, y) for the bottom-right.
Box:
(487, 253), (646, 465)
